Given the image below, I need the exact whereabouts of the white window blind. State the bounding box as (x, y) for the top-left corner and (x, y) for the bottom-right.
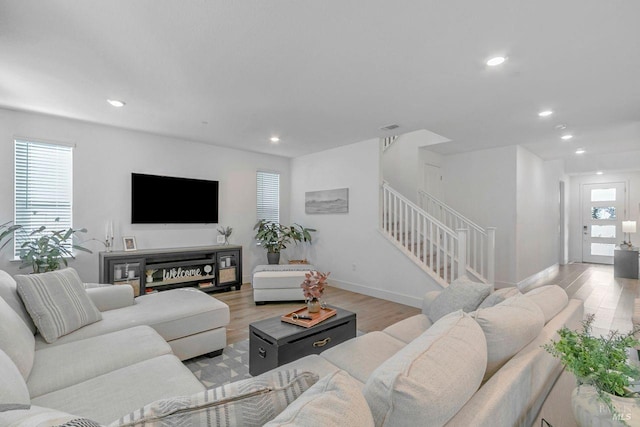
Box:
(14, 139), (73, 257)
(257, 171), (280, 223)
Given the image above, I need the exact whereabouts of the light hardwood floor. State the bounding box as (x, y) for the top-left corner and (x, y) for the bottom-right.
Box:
(213, 283), (421, 344)
(214, 263), (639, 345)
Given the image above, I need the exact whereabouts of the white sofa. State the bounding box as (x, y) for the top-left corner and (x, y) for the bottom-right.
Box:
(259, 282), (583, 426)
(0, 269), (230, 361)
(0, 272), (582, 427)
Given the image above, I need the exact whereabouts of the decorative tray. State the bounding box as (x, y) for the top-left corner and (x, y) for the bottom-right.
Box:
(281, 306), (337, 328)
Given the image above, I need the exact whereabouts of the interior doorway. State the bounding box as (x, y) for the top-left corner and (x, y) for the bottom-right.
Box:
(422, 163), (442, 200)
(581, 182), (626, 264)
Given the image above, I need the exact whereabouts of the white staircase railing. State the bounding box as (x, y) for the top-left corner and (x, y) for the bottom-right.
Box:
(418, 189), (495, 284)
(381, 183), (468, 287)
(382, 136), (399, 151)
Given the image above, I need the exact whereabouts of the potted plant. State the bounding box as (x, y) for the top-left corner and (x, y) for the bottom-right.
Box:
(300, 270), (330, 313)
(253, 220), (316, 265)
(544, 313), (640, 426)
(0, 220), (22, 251)
(18, 219), (92, 273)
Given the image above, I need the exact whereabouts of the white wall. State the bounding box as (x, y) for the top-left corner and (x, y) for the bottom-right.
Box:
(515, 148), (563, 282)
(441, 145), (518, 286)
(291, 138), (441, 307)
(0, 108), (291, 282)
(568, 171), (640, 262)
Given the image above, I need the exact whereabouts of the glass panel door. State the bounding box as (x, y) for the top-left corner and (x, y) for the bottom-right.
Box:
(582, 182), (625, 264)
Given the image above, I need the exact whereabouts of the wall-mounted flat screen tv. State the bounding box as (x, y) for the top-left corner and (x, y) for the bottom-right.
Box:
(131, 173), (219, 224)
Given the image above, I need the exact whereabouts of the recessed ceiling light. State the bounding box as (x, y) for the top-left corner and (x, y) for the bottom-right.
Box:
(596, 171), (604, 175)
(270, 136), (280, 143)
(575, 148), (586, 154)
(538, 110), (553, 117)
(107, 99), (125, 107)
(561, 134), (573, 140)
(555, 124), (567, 130)
(486, 56), (506, 66)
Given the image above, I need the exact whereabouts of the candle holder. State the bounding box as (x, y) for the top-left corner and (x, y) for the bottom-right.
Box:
(105, 236), (114, 252)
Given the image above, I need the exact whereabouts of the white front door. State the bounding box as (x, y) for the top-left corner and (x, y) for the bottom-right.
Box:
(582, 182), (626, 264)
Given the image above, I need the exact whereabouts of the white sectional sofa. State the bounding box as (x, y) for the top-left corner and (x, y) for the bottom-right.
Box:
(0, 269), (230, 361)
(259, 282), (583, 426)
(0, 268), (582, 427)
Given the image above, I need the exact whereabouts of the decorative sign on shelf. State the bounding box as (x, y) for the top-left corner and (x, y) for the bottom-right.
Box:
(162, 264), (213, 281)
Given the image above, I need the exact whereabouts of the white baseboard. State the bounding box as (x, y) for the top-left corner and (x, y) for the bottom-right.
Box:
(517, 264), (559, 292)
(329, 278), (423, 308)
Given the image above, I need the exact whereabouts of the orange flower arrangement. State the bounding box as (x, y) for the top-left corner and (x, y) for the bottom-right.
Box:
(300, 270), (330, 300)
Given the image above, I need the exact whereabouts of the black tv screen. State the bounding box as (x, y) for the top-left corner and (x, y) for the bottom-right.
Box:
(131, 173), (219, 224)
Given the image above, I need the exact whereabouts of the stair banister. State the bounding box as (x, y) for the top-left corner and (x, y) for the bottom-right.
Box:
(486, 227), (496, 288)
(381, 182), (462, 287)
(457, 229), (468, 279)
(417, 189), (495, 284)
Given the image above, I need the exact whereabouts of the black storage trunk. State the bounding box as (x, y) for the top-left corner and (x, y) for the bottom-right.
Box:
(249, 306), (357, 376)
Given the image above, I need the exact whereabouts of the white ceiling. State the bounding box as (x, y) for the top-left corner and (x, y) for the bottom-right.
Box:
(1, 1), (639, 163)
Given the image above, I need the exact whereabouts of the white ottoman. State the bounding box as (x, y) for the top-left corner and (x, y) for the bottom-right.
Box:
(252, 264), (316, 304)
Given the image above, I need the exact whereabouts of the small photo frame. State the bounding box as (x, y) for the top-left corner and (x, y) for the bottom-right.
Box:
(123, 236), (137, 251)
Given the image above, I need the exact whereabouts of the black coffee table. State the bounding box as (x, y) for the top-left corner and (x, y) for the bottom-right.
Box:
(249, 306), (357, 376)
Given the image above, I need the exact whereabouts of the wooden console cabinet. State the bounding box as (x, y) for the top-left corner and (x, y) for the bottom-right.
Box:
(99, 245), (243, 295)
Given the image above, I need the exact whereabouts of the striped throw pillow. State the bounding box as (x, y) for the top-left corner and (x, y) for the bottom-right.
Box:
(16, 268), (102, 343)
(112, 370), (319, 427)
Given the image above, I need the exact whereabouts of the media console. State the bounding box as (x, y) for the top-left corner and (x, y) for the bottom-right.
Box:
(98, 245), (243, 296)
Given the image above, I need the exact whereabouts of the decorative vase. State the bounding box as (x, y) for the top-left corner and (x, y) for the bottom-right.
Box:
(146, 274), (153, 283)
(307, 298), (321, 313)
(267, 252), (280, 265)
(571, 385), (640, 426)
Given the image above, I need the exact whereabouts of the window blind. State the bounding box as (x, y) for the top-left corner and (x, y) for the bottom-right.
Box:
(256, 171), (280, 223)
(14, 139), (73, 257)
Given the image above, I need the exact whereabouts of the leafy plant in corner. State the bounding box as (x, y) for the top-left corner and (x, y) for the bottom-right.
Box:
(544, 313), (640, 424)
(0, 220), (22, 251)
(18, 219), (93, 273)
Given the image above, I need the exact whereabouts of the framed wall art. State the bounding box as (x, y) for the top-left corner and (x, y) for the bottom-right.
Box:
(305, 188), (349, 214)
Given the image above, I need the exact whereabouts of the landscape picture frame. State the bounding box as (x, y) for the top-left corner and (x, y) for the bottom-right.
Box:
(305, 188), (349, 214)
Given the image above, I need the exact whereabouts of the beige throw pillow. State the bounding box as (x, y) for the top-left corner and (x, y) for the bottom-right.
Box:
(473, 295), (545, 381)
(111, 370), (318, 427)
(524, 285), (569, 324)
(16, 268), (102, 343)
(364, 311), (487, 427)
(265, 370), (374, 427)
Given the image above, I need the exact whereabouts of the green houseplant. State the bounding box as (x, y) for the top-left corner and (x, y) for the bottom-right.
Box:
(253, 220), (316, 264)
(0, 220), (22, 251)
(18, 219), (92, 273)
(544, 313), (640, 425)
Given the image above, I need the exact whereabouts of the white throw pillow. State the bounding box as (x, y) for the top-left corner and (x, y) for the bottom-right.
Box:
(473, 295), (545, 381)
(111, 370), (318, 427)
(16, 268), (102, 343)
(265, 370), (374, 427)
(428, 276), (492, 322)
(364, 310), (487, 427)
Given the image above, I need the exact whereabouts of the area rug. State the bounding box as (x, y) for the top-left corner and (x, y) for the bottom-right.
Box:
(185, 330), (364, 389)
(184, 340), (252, 388)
